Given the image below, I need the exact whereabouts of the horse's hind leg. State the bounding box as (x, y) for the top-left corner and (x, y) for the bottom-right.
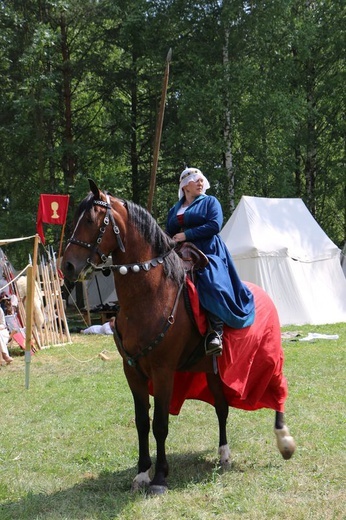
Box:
(274, 411), (296, 460)
(206, 373), (230, 467)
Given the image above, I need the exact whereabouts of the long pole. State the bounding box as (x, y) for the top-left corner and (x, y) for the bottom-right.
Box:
(57, 221), (67, 267)
(82, 280), (91, 326)
(25, 235), (39, 389)
(147, 48), (172, 213)
(25, 265), (34, 389)
(52, 249), (71, 344)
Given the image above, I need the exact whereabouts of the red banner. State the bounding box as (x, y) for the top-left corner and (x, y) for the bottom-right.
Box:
(36, 194), (69, 244)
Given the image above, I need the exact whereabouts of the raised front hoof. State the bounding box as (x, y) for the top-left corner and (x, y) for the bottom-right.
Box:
(149, 484), (168, 495)
(274, 426), (296, 460)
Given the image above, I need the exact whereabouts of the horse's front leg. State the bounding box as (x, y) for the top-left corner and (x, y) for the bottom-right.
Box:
(149, 375), (174, 494)
(274, 411), (296, 460)
(124, 366), (152, 492)
(206, 373), (230, 468)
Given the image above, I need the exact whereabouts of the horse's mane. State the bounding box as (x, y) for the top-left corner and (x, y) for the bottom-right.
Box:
(74, 193), (94, 223)
(76, 192), (185, 285)
(126, 200), (185, 284)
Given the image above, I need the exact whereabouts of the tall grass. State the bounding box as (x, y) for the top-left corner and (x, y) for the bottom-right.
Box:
(1, 322), (345, 519)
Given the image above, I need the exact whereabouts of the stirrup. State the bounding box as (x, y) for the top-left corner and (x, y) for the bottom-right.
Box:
(204, 331), (223, 357)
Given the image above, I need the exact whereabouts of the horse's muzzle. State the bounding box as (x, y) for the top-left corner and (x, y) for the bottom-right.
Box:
(61, 260), (79, 282)
(62, 256), (91, 282)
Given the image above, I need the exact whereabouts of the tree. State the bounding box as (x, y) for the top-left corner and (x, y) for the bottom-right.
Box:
(0, 0), (345, 265)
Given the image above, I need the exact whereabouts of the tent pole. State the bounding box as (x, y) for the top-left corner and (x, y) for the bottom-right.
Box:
(94, 275), (103, 306)
(82, 280), (91, 326)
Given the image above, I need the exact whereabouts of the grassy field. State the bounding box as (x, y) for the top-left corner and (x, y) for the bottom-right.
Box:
(0, 322), (345, 520)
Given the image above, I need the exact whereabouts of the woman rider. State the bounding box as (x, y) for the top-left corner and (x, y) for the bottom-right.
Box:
(166, 167), (255, 356)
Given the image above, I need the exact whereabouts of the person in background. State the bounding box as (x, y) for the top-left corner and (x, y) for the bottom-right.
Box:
(0, 304), (13, 364)
(81, 317), (115, 335)
(166, 167), (255, 356)
(2, 296), (21, 334)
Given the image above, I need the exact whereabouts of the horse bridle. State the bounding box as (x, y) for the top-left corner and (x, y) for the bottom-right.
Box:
(68, 194), (125, 265)
(68, 194), (174, 275)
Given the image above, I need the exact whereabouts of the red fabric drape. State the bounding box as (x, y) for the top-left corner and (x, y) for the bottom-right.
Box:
(149, 280), (288, 415)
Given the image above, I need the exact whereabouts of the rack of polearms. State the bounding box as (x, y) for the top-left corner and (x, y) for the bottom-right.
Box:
(0, 235), (71, 351)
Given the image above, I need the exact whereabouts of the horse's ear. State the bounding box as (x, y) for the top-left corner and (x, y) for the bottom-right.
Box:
(88, 178), (100, 199)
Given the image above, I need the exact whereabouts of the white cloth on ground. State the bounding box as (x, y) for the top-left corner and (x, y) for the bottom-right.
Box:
(299, 332), (339, 342)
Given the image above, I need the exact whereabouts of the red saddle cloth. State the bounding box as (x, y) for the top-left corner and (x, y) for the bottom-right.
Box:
(166, 279), (288, 415)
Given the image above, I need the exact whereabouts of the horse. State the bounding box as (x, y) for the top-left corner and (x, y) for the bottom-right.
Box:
(62, 179), (296, 494)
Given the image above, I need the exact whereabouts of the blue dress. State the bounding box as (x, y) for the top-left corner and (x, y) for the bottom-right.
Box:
(166, 194), (255, 328)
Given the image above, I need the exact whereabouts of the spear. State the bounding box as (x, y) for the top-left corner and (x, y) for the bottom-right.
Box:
(147, 48), (172, 213)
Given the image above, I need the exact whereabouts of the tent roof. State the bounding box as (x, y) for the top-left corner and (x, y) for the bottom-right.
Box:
(220, 196), (339, 262)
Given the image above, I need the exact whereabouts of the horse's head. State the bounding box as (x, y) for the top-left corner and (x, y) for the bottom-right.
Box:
(62, 179), (126, 282)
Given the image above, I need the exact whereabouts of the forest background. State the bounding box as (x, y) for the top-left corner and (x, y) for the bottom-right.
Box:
(0, 0), (345, 267)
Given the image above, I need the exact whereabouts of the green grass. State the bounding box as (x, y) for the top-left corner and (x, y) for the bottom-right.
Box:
(1, 322), (345, 519)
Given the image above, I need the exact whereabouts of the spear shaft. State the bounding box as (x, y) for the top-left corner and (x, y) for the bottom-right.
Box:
(147, 48), (172, 213)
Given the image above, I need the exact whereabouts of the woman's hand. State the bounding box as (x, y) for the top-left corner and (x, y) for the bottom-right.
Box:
(172, 232), (186, 243)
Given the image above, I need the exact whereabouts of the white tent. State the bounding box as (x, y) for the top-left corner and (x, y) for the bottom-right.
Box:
(220, 196), (346, 326)
(341, 244), (346, 278)
(80, 270), (117, 309)
(69, 263), (117, 310)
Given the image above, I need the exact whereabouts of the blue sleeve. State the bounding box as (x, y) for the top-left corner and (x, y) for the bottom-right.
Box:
(166, 206), (180, 237)
(184, 197), (223, 241)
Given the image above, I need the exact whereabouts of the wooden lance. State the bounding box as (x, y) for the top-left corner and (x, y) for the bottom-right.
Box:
(147, 48), (172, 213)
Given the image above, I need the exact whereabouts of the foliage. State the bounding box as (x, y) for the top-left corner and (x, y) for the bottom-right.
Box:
(0, 0), (345, 265)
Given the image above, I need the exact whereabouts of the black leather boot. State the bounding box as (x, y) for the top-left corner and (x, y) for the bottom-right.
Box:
(205, 314), (223, 356)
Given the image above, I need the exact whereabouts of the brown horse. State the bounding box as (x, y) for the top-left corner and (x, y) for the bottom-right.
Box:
(62, 179), (296, 494)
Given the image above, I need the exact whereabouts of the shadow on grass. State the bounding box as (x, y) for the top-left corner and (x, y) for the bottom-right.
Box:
(0, 466), (135, 520)
(0, 450), (230, 519)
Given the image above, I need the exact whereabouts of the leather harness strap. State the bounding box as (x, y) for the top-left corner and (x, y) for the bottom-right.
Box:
(113, 282), (184, 370)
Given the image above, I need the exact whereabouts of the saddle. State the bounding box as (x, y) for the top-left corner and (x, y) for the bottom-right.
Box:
(175, 242), (209, 282)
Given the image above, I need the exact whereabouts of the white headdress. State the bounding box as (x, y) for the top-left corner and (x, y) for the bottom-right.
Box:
(178, 167), (210, 199)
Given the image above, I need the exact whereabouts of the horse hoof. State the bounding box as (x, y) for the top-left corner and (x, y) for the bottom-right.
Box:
(218, 444), (231, 469)
(131, 470), (151, 492)
(274, 426), (296, 460)
(149, 484), (168, 495)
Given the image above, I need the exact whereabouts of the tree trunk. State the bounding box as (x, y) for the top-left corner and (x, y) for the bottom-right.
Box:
(222, 26), (235, 213)
(60, 12), (76, 190)
(304, 59), (317, 216)
(130, 51), (139, 204)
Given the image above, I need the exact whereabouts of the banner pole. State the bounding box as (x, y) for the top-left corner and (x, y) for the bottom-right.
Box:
(58, 221), (67, 266)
